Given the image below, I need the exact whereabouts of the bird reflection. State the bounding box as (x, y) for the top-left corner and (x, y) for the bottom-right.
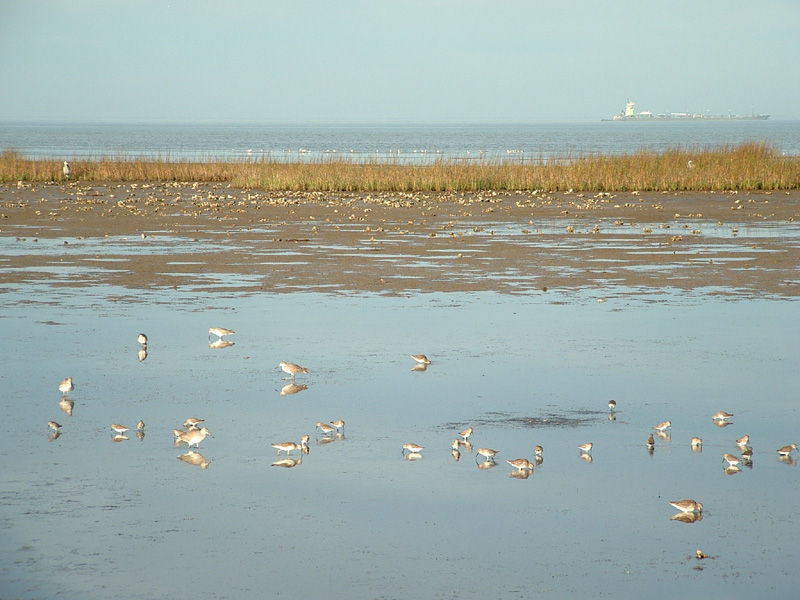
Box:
(411, 363), (428, 372)
(671, 512), (703, 524)
(724, 465), (741, 476)
(209, 339), (235, 350)
(535, 456), (543, 467)
(580, 454), (593, 463)
(477, 460), (497, 470)
(713, 420), (733, 428)
(137, 348), (148, 362)
(451, 448), (460, 461)
(280, 383), (308, 396)
(272, 457), (303, 468)
(48, 431), (61, 442)
(317, 435), (337, 446)
(136, 430), (145, 441)
(608, 412), (616, 422)
(403, 452), (423, 461)
(112, 434), (129, 442)
(778, 455), (797, 466)
(59, 398), (74, 416)
(655, 431), (671, 440)
(508, 469), (532, 480)
(177, 450), (213, 469)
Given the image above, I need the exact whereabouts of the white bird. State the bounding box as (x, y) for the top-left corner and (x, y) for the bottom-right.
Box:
(63, 161), (71, 179)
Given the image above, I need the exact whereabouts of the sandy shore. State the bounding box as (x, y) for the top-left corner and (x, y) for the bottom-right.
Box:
(1, 182), (799, 297)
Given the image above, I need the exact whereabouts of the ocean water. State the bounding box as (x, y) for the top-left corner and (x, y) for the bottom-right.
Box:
(1, 120), (798, 163)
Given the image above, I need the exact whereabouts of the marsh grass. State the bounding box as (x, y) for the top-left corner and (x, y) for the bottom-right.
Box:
(2, 143), (797, 191)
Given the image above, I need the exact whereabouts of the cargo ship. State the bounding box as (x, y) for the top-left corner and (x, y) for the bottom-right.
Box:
(604, 99), (769, 121)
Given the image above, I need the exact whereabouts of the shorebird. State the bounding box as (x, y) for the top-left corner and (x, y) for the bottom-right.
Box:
(63, 161), (70, 179)
(316, 422), (336, 435)
(208, 327), (235, 339)
(184, 418), (204, 429)
(690, 437), (703, 448)
(48, 421), (61, 432)
(578, 443), (593, 454)
(272, 436), (308, 456)
(330, 420), (345, 432)
(280, 361), (308, 379)
(736, 435), (750, 448)
(712, 411), (734, 421)
(646, 434), (655, 449)
(458, 427), (473, 442)
(111, 424), (130, 435)
(451, 439), (460, 451)
(652, 421), (671, 432)
(534, 445), (543, 457)
(402, 443), (424, 455)
(137, 333), (148, 346)
(670, 499), (703, 513)
(136, 420), (145, 430)
(777, 444), (798, 456)
(177, 427), (213, 449)
(608, 399), (617, 411)
(506, 458), (534, 471)
(476, 447), (498, 461)
(410, 354), (431, 364)
(723, 453), (741, 467)
(58, 377), (74, 395)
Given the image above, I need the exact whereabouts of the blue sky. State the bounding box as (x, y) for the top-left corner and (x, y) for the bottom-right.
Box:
(1, 0), (797, 123)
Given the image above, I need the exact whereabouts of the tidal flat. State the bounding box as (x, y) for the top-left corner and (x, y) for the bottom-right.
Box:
(1, 183), (799, 599)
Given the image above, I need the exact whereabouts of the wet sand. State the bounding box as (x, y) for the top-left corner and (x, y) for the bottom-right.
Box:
(2, 182), (799, 296)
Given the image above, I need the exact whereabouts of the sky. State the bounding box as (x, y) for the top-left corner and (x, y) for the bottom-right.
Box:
(1, 0), (798, 123)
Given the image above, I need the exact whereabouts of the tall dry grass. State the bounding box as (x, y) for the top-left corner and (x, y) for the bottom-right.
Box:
(2, 143), (798, 192)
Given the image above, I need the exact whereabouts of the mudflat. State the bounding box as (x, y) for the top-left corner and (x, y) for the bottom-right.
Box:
(2, 182), (799, 297)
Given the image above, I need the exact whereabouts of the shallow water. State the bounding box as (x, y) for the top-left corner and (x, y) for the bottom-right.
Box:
(1, 283), (798, 599)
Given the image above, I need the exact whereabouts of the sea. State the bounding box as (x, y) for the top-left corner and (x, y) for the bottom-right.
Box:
(1, 119), (798, 163)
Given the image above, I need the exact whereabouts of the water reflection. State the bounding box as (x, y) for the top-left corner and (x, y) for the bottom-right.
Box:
(112, 434), (128, 442)
(272, 457), (302, 468)
(411, 363), (428, 372)
(724, 465), (742, 476)
(404, 452), (423, 461)
(655, 431), (671, 441)
(59, 398), (74, 416)
(580, 454), (593, 463)
(280, 383), (308, 396)
(48, 431), (60, 442)
(778, 455), (797, 466)
(508, 469), (532, 480)
(477, 460), (497, 470)
(177, 450), (213, 469)
(713, 420), (734, 428)
(671, 512), (703, 524)
(451, 448), (460, 461)
(137, 348), (148, 362)
(209, 339), (235, 350)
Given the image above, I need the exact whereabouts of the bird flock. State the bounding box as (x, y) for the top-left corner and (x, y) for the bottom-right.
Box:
(49, 332), (798, 516)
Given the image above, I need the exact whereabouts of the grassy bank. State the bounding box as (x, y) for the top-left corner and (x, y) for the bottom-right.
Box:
(2, 142), (798, 192)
